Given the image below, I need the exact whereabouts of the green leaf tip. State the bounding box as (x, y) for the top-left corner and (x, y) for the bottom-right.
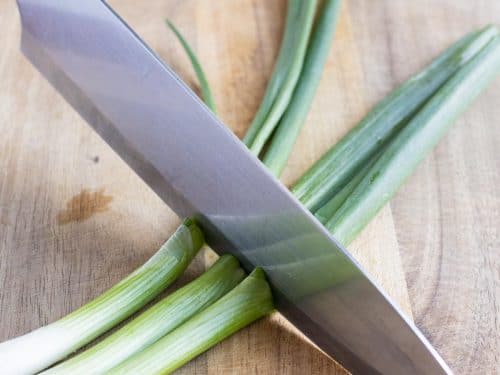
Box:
(166, 19), (217, 113)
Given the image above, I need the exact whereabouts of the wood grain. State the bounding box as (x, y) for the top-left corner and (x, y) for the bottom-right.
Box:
(0, 0), (498, 374)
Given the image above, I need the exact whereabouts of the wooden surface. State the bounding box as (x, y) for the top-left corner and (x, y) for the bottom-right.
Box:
(1, 0), (498, 373)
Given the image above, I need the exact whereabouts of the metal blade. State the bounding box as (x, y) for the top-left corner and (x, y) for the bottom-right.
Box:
(16, 1), (451, 373)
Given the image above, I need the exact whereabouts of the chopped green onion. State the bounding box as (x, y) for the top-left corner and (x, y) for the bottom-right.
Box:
(292, 25), (499, 212)
(44, 255), (244, 374)
(262, 0), (342, 176)
(167, 20), (217, 113)
(107, 268), (273, 374)
(326, 36), (500, 246)
(0, 219), (203, 375)
(244, 0), (318, 156)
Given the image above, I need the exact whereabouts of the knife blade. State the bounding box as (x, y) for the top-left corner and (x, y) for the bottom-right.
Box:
(16, 1), (452, 373)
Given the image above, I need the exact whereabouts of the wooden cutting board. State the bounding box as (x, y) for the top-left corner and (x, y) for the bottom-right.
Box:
(0, 1), (498, 373)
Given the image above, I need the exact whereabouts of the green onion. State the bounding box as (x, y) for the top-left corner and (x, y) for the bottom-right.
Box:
(44, 255), (244, 374)
(167, 20), (217, 113)
(97, 24), (500, 372)
(0, 219), (203, 375)
(292, 25), (499, 212)
(254, 29), (500, 295)
(326, 35), (500, 246)
(314, 154), (377, 224)
(4, 6), (499, 374)
(107, 268), (273, 375)
(262, 0), (342, 176)
(244, 0), (318, 156)
(241, 0), (301, 147)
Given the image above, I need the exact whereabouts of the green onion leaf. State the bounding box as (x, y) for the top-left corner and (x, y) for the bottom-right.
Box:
(262, 0), (342, 176)
(292, 25), (499, 212)
(314, 153), (377, 224)
(242, 0), (302, 147)
(244, 0), (318, 155)
(0, 219), (203, 374)
(167, 20), (217, 113)
(326, 36), (500, 246)
(241, 0), (301, 147)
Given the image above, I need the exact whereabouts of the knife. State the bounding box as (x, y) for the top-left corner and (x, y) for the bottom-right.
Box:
(16, 1), (452, 373)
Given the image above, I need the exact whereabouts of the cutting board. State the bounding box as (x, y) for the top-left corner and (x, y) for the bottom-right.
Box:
(0, 1), (498, 373)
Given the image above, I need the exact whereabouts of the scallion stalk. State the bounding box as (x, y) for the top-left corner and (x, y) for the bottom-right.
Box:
(262, 0), (342, 176)
(0, 219), (203, 375)
(43, 255), (244, 374)
(292, 25), (499, 212)
(326, 36), (500, 245)
(107, 268), (273, 375)
(244, 0), (318, 156)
